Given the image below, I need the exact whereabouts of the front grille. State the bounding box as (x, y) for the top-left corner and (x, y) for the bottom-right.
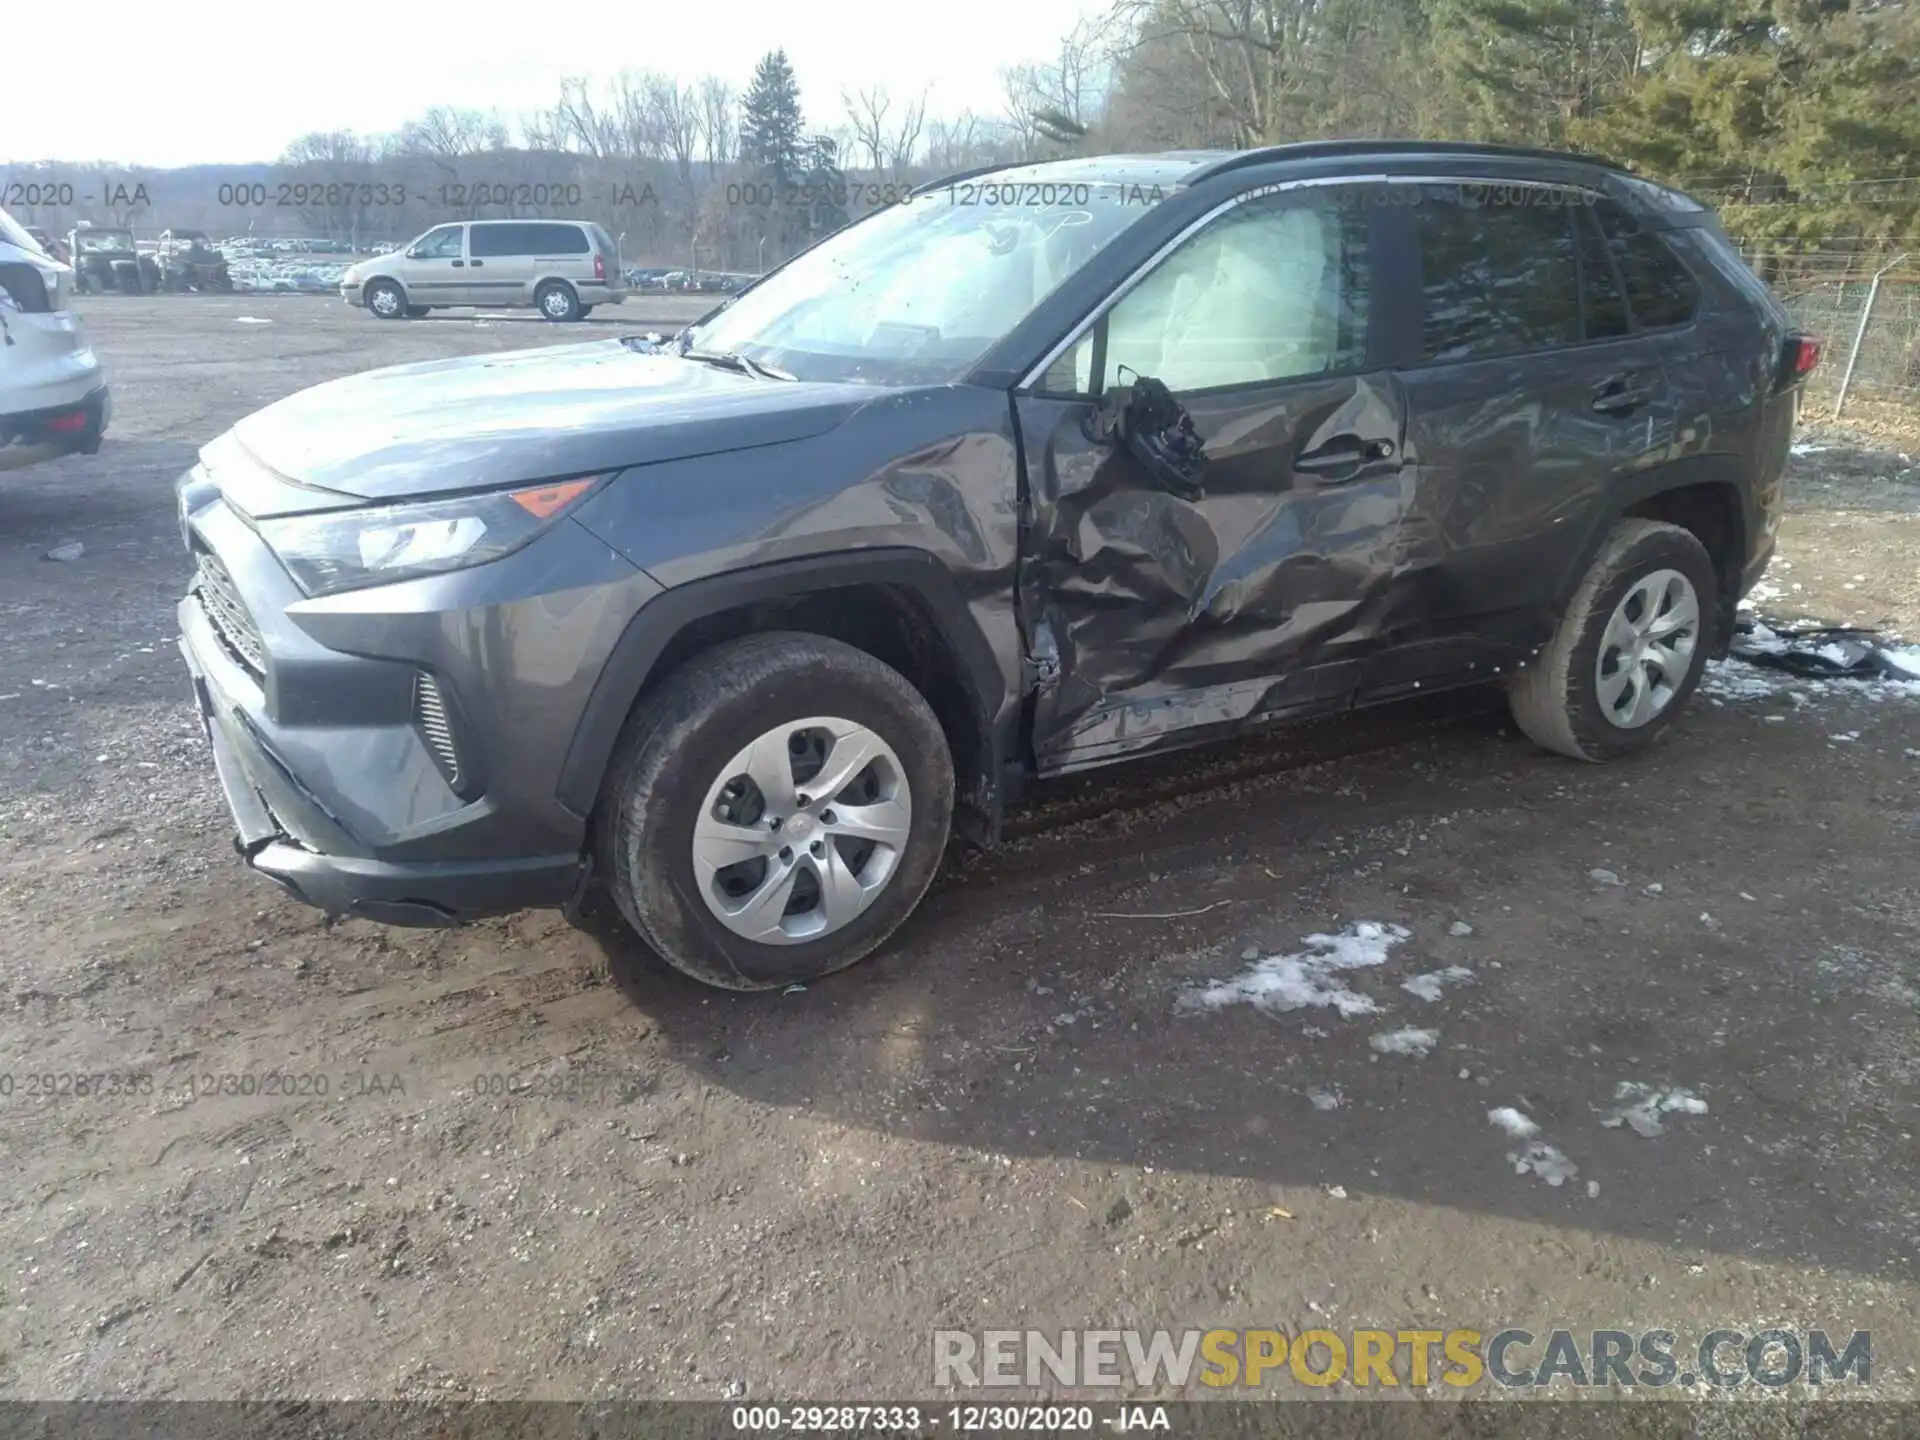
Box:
(413, 672), (463, 791)
(195, 549), (267, 676)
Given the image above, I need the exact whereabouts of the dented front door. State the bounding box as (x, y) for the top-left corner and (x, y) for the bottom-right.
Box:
(1012, 181), (1409, 773)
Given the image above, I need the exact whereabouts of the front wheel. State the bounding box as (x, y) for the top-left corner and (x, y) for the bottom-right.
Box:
(1508, 518), (1718, 762)
(598, 632), (955, 990)
(404, 305), (431, 318)
(365, 280), (406, 319)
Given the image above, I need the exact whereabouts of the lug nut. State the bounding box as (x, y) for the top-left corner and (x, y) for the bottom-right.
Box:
(821, 809), (836, 824)
(809, 840), (825, 857)
(796, 793), (811, 808)
(779, 846), (793, 862)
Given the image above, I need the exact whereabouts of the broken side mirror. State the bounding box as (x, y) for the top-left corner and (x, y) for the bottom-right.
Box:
(1087, 372), (1207, 500)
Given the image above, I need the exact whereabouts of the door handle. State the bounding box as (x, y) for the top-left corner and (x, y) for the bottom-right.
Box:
(469, 260), (484, 268)
(452, 260), (465, 267)
(1591, 376), (1654, 415)
(1294, 435), (1397, 478)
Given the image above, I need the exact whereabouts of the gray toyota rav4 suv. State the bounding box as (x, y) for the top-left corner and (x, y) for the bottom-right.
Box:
(177, 141), (1818, 990)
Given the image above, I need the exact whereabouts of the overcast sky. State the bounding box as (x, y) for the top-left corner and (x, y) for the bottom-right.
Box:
(7, 0), (1102, 168)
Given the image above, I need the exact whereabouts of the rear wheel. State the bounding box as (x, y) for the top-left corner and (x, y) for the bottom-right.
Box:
(405, 305), (431, 318)
(365, 280), (406, 319)
(599, 633), (954, 990)
(536, 280), (581, 322)
(577, 305), (595, 319)
(1508, 518), (1717, 762)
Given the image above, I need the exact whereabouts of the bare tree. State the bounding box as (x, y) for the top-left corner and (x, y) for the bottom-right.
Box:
(697, 77), (736, 169)
(884, 90), (929, 176)
(844, 86), (893, 173)
(1108, 0), (1328, 146)
(394, 105), (510, 159)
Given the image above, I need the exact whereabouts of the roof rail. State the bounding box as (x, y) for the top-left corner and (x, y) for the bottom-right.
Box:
(911, 162), (1025, 197)
(1184, 139), (1631, 185)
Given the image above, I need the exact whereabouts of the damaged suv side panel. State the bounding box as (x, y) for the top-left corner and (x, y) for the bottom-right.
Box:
(1009, 183), (1414, 770)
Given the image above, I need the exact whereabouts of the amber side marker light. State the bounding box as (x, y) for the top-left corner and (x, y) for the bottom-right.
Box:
(510, 477), (597, 519)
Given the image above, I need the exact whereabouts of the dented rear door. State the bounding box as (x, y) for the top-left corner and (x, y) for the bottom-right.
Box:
(1013, 182), (1412, 773)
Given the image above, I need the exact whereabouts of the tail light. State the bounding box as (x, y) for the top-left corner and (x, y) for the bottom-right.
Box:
(593, 252), (605, 282)
(44, 410), (89, 434)
(1779, 333), (1821, 387)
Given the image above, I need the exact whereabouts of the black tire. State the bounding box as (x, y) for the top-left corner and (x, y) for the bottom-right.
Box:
(365, 280), (407, 319)
(576, 305), (595, 319)
(405, 305), (431, 318)
(598, 632), (955, 991)
(535, 280), (581, 322)
(1508, 518), (1718, 762)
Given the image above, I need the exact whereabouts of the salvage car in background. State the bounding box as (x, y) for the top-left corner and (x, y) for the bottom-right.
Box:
(341, 219), (628, 321)
(155, 230), (235, 293)
(0, 208), (110, 472)
(68, 226), (158, 294)
(176, 141), (1816, 991)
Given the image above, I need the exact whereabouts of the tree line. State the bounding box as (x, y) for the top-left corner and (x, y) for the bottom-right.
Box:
(5, 0), (1916, 280)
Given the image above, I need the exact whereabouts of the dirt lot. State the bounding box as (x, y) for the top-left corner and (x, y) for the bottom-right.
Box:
(1, 297), (1917, 1412)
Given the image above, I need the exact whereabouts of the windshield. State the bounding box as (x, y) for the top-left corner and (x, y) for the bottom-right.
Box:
(74, 231), (133, 254)
(683, 186), (1158, 385)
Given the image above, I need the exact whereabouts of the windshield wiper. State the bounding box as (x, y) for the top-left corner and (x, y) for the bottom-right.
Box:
(681, 346), (795, 382)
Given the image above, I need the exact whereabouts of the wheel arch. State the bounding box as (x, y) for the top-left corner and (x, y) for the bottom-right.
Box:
(1558, 461), (1751, 658)
(559, 549), (1009, 842)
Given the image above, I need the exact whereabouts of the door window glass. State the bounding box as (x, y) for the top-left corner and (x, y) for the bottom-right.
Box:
(1594, 201), (1698, 328)
(1413, 186), (1581, 362)
(410, 225), (463, 259)
(1070, 190), (1370, 395)
(1575, 206), (1631, 340)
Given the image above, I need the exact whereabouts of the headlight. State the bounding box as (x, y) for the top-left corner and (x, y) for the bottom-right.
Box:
(256, 476), (600, 597)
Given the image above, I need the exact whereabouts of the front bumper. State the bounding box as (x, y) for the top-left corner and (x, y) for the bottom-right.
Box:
(180, 633), (580, 925)
(0, 384), (110, 473)
(174, 472), (661, 926)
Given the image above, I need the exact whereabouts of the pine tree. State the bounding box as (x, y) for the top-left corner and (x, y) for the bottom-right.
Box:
(739, 50), (806, 188)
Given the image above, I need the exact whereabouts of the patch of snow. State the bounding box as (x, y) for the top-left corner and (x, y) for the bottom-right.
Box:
(1306, 1087), (1342, 1112)
(1487, 1106), (1539, 1138)
(234, 315), (272, 324)
(1402, 966), (1474, 1002)
(1590, 868), (1623, 886)
(1882, 646), (1920, 680)
(1448, 920), (1474, 937)
(1369, 1027), (1438, 1057)
(1179, 922), (1408, 1017)
(1599, 1082), (1709, 1137)
(1510, 1141), (1579, 1187)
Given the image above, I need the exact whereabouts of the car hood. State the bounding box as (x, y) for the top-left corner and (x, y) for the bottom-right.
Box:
(222, 340), (874, 505)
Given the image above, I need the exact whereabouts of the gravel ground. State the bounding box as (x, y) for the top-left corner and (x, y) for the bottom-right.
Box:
(1, 298), (1916, 1413)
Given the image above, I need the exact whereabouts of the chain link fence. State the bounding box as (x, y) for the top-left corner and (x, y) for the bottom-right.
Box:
(1767, 262), (1920, 420)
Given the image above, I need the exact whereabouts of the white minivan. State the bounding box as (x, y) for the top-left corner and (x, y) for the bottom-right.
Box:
(340, 219), (629, 322)
(0, 208), (110, 473)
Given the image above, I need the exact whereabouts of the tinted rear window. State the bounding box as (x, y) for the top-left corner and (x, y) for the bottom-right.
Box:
(469, 223), (590, 257)
(1595, 201), (1698, 329)
(1413, 185), (1582, 363)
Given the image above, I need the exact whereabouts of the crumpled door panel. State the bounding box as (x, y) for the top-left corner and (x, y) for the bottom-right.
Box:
(1015, 373), (1410, 769)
